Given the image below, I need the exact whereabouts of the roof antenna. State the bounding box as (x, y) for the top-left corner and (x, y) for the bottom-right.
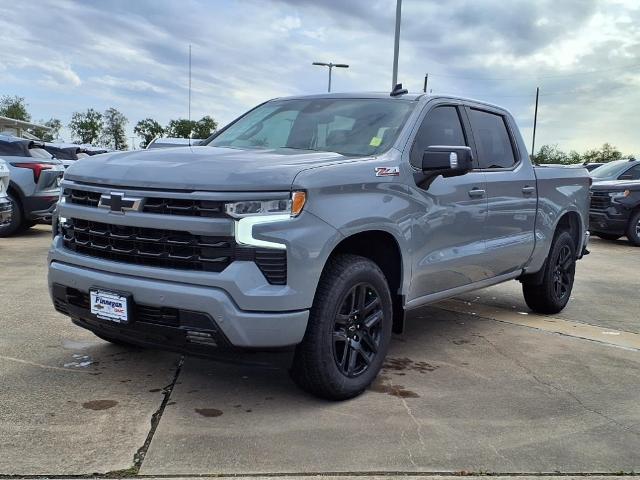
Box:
(390, 83), (408, 97)
(188, 44), (192, 147)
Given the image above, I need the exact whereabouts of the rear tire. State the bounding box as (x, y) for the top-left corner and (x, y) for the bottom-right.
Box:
(625, 210), (640, 246)
(523, 230), (576, 314)
(0, 193), (23, 237)
(291, 254), (393, 400)
(594, 232), (622, 241)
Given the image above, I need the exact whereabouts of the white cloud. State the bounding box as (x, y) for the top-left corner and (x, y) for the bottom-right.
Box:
(1, 0), (640, 154)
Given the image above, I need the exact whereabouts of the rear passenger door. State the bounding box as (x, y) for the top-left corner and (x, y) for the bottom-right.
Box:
(465, 106), (537, 277)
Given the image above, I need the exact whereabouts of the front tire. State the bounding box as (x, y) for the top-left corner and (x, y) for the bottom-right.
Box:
(625, 210), (640, 246)
(522, 230), (576, 314)
(0, 193), (23, 237)
(291, 254), (393, 400)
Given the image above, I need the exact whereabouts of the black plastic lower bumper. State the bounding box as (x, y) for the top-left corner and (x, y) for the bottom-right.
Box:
(589, 211), (629, 234)
(51, 283), (235, 357)
(24, 195), (58, 222)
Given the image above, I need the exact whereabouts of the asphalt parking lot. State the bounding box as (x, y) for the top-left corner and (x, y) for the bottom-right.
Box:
(1, 226), (639, 478)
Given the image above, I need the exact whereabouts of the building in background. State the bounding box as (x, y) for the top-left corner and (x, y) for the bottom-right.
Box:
(0, 116), (52, 140)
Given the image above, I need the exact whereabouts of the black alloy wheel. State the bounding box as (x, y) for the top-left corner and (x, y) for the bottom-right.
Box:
(552, 244), (573, 301)
(332, 283), (383, 378)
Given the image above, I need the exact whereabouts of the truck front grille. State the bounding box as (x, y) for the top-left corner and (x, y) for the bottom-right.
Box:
(61, 218), (287, 284)
(590, 192), (611, 212)
(65, 188), (225, 217)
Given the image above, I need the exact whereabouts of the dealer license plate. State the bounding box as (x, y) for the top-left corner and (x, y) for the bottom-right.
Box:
(90, 289), (129, 323)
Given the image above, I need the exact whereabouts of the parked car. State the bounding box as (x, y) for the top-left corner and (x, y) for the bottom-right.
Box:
(0, 134), (64, 236)
(589, 179), (640, 245)
(43, 144), (91, 169)
(0, 159), (11, 227)
(590, 158), (640, 182)
(49, 91), (590, 400)
(582, 162), (605, 172)
(83, 147), (110, 156)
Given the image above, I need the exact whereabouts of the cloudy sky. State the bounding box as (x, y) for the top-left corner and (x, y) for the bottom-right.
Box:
(1, 0), (640, 153)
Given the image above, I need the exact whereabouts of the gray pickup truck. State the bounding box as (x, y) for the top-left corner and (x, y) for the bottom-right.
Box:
(49, 91), (590, 400)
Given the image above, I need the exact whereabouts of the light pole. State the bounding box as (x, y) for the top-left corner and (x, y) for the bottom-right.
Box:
(312, 62), (349, 92)
(391, 0), (402, 88)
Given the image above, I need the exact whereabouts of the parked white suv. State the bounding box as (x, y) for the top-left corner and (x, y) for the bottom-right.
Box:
(0, 159), (11, 227)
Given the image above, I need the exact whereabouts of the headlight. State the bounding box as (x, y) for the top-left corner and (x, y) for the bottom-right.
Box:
(609, 190), (630, 199)
(229, 192), (307, 250)
(225, 191), (306, 218)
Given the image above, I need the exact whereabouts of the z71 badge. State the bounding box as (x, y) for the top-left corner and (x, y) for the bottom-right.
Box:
(374, 166), (400, 177)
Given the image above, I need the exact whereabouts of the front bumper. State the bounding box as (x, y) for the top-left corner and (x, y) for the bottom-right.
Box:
(49, 260), (309, 350)
(24, 194), (58, 223)
(589, 209), (629, 234)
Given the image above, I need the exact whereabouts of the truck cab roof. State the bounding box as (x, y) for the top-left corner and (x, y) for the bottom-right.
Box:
(274, 92), (506, 111)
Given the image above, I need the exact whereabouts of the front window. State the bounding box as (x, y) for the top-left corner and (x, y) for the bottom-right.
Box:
(590, 160), (629, 179)
(206, 98), (415, 156)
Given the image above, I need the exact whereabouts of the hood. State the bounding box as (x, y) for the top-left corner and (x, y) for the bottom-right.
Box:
(64, 146), (361, 191)
(590, 179), (640, 191)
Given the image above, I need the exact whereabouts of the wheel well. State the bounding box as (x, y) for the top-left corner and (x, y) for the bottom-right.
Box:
(7, 183), (23, 213)
(521, 211), (581, 286)
(556, 211), (581, 249)
(329, 230), (405, 333)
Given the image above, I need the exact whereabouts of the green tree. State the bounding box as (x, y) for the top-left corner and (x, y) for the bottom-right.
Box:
(165, 116), (218, 139)
(582, 143), (624, 163)
(165, 118), (196, 138)
(69, 108), (103, 145)
(101, 107), (128, 150)
(0, 95), (31, 121)
(134, 118), (164, 148)
(532, 144), (568, 165)
(192, 115), (218, 139)
(29, 118), (62, 142)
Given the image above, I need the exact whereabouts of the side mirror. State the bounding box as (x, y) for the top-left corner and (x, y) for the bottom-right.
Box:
(422, 146), (473, 178)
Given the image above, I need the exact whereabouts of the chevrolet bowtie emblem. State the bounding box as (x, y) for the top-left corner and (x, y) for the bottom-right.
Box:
(98, 192), (142, 214)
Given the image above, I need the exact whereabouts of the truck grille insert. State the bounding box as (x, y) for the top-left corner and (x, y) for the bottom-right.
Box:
(65, 188), (225, 217)
(590, 192), (611, 212)
(61, 218), (287, 284)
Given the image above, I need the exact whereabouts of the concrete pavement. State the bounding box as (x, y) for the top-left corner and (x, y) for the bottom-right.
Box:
(0, 227), (180, 475)
(1, 226), (639, 476)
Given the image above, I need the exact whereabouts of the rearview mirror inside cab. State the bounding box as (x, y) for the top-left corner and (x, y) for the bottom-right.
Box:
(422, 146), (473, 178)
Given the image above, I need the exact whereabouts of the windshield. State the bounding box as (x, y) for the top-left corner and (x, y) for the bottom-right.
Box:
(206, 98), (415, 156)
(590, 160), (629, 179)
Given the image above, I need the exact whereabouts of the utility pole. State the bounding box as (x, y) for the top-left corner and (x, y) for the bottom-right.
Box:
(531, 87), (539, 161)
(391, 0), (402, 88)
(423, 73), (429, 93)
(312, 62), (349, 92)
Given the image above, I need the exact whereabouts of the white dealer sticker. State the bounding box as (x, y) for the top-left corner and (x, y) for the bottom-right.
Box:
(90, 289), (129, 323)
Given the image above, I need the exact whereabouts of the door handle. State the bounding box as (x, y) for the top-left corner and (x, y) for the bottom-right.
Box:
(468, 188), (486, 198)
(522, 186), (536, 195)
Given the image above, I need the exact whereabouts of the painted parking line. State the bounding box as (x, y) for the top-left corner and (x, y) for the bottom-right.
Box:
(436, 298), (640, 351)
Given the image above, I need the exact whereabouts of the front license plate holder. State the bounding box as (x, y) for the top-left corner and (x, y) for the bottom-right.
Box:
(90, 289), (131, 324)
